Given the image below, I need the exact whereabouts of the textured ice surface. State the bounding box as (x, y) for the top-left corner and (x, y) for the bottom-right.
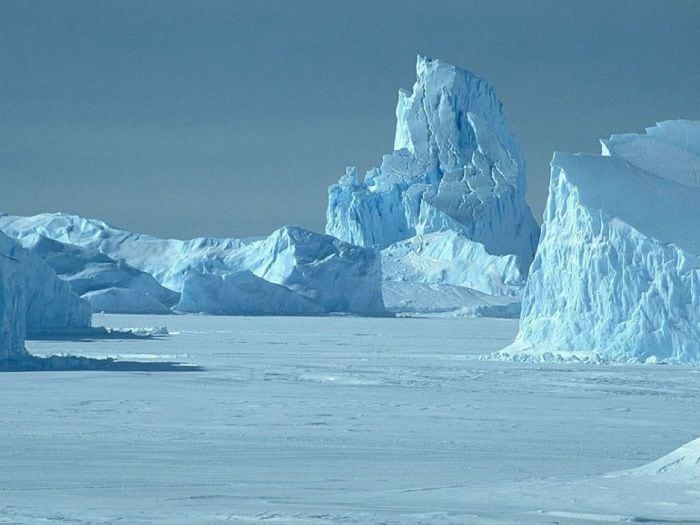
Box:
(506, 120), (700, 363)
(1, 314), (696, 524)
(0, 215), (386, 316)
(0, 231), (90, 359)
(326, 56), (539, 273)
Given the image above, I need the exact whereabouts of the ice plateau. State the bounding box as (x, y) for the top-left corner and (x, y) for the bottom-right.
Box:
(501, 120), (700, 364)
(0, 214), (386, 316)
(0, 230), (91, 360)
(326, 56), (539, 266)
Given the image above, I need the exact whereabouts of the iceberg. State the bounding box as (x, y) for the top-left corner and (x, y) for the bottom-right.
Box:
(16, 233), (178, 313)
(504, 120), (700, 364)
(326, 55), (539, 272)
(0, 231), (91, 360)
(175, 271), (324, 316)
(381, 230), (525, 296)
(382, 281), (520, 317)
(0, 215), (386, 316)
(82, 288), (173, 315)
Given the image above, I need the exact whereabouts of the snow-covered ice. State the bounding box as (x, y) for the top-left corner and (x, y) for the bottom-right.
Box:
(506, 120), (700, 364)
(0, 314), (696, 524)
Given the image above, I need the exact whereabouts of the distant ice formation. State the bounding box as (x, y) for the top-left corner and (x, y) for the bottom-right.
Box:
(501, 120), (700, 363)
(0, 215), (385, 316)
(15, 233), (178, 313)
(175, 271), (324, 316)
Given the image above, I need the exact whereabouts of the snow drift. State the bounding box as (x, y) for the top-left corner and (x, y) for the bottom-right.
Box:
(503, 120), (700, 364)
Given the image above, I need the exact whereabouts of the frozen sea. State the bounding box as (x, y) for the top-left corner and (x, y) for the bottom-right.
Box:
(1, 314), (698, 524)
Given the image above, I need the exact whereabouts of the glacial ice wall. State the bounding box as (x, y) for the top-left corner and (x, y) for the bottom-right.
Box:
(506, 120), (700, 363)
(326, 55), (539, 272)
(0, 231), (91, 359)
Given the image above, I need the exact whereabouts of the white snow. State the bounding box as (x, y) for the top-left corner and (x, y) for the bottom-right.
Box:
(0, 216), (386, 316)
(506, 120), (700, 364)
(326, 56), (539, 272)
(0, 313), (696, 524)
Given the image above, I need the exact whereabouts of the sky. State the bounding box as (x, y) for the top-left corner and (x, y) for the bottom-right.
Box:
(1, 0), (699, 239)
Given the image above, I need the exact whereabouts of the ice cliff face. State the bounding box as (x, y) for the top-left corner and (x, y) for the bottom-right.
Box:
(326, 55), (539, 272)
(0, 231), (91, 359)
(505, 120), (700, 363)
(0, 215), (386, 316)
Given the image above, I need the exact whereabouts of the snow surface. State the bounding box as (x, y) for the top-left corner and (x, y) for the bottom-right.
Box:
(0, 231), (91, 359)
(0, 215), (386, 316)
(326, 56), (539, 272)
(1, 314), (697, 524)
(507, 120), (700, 363)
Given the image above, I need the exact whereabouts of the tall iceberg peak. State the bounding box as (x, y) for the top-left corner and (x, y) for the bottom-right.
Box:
(394, 55), (523, 176)
(326, 56), (539, 272)
(501, 120), (700, 364)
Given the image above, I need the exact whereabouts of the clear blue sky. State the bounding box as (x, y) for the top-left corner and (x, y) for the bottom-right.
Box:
(2, 0), (698, 238)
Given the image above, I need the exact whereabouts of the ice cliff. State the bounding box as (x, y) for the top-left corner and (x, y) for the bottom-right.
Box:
(326, 56), (539, 271)
(0, 215), (385, 316)
(0, 231), (91, 360)
(502, 120), (700, 364)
